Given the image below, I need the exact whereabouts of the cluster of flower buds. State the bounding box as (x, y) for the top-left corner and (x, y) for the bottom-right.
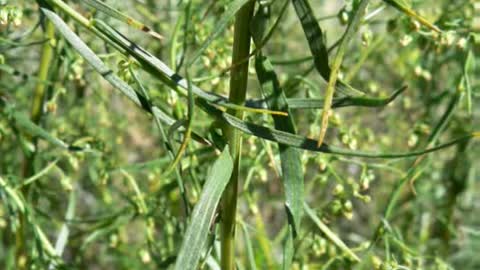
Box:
(117, 58), (134, 85)
(68, 57), (85, 82)
(0, 5), (22, 26)
(339, 127), (359, 150)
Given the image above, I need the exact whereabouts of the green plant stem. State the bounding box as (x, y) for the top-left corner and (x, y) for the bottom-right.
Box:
(221, 2), (254, 269)
(22, 20), (55, 176)
(17, 19), (55, 270)
(31, 23), (55, 125)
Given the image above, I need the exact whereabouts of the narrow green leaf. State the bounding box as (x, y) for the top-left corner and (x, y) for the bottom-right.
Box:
(175, 147), (233, 270)
(197, 99), (475, 159)
(42, 8), (153, 113)
(17, 159), (60, 189)
(315, 0), (369, 147)
(81, 213), (133, 250)
(41, 6), (197, 215)
(189, 0), (251, 64)
(252, 8), (303, 268)
(282, 229), (294, 270)
(291, 0), (364, 96)
(464, 49), (474, 115)
(42, 6), (213, 149)
(92, 19), (284, 117)
(9, 110), (68, 149)
(291, 0), (330, 78)
(250, 0), (290, 55)
(255, 54), (304, 233)
(129, 55), (191, 214)
(164, 68), (195, 175)
(41, 7), (186, 134)
(52, 190), (76, 257)
(0, 176), (26, 213)
(43, 1), (472, 160)
(33, 224), (57, 257)
(246, 85), (408, 110)
(79, 0), (164, 40)
(383, 0), (441, 32)
(240, 222), (257, 270)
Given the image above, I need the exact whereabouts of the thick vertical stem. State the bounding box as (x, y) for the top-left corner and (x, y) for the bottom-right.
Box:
(22, 20), (55, 176)
(31, 21), (55, 124)
(17, 20), (55, 270)
(221, 1), (254, 269)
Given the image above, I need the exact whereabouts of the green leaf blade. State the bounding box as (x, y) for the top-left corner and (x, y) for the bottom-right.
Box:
(291, 0), (365, 96)
(10, 111), (68, 149)
(255, 54), (304, 234)
(197, 99), (474, 159)
(175, 147), (233, 270)
(79, 0), (164, 39)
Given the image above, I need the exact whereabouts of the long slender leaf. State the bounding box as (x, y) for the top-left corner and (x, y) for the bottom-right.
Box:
(43, 1), (475, 160)
(79, 0), (164, 39)
(10, 111), (68, 149)
(464, 48), (474, 115)
(42, 8), (154, 114)
(49, 190), (76, 270)
(246, 85), (407, 110)
(42, 5), (197, 215)
(315, 0), (369, 147)
(40, 7), (192, 136)
(197, 99), (477, 158)
(240, 222), (257, 270)
(2, 106), (80, 151)
(383, 0), (441, 32)
(291, 0), (364, 96)
(255, 55), (304, 232)
(92, 19), (285, 117)
(282, 229), (294, 270)
(175, 147), (233, 270)
(252, 7), (304, 268)
(252, 4), (304, 236)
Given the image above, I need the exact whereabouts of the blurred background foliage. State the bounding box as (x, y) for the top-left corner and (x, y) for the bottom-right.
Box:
(0, 0), (479, 269)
